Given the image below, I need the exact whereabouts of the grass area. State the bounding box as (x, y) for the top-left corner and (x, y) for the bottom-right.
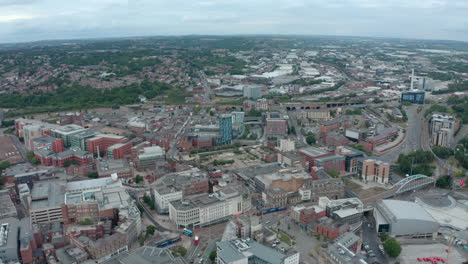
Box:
(278, 230), (293, 246)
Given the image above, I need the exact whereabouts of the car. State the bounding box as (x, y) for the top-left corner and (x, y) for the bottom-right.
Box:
(369, 253), (376, 258)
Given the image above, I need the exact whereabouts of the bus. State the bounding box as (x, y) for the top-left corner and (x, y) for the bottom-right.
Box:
(194, 235), (200, 245)
(256, 206), (287, 216)
(155, 236), (181, 248)
(183, 228), (193, 237)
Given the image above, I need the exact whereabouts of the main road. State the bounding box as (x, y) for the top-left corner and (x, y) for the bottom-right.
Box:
(380, 105), (424, 163)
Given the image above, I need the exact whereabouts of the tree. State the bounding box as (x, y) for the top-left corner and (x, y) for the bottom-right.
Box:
(176, 246), (187, 257)
(146, 225), (156, 236)
(0, 161), (11, 171)
(380, 230), (388, 242)
(383, 238), (402, 258)
(209, 250), (217, 261)
(135, 175), (144, 184)
(306, 134), (316, 145)
(88, 172), (98, 179)
(63, 159), (79, 167)
(290, 126), (296, 135)
(436, 175), (452, 188)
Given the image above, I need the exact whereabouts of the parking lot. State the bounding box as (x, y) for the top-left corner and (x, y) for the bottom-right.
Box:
(398, 244), (466, 264)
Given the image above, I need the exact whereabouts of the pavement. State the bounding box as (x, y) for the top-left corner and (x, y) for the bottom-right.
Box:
(361, 215), (388, 264)
(260, 211), (319, 264)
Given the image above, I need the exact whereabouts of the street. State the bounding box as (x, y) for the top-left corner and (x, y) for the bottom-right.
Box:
(380, 105), (423, 164)
(361, 215), (388, 264)
(260, 212), (319, 264)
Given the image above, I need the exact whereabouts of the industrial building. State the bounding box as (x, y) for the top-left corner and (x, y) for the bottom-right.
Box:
(374, 200), (439, 237)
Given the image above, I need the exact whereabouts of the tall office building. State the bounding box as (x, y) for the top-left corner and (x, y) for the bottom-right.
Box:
(231, 111), (245, 135)
(430, 113), (459, 147)
(219, 114), (233, 145)
(243, 86), (261, 99)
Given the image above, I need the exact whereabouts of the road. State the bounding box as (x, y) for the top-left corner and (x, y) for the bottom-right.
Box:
(361, 215), (388, 264)
(167, 115), (191, 161)
(380, 106), (423, 164)
(7, 134), (29, 164)
(198, 70), (212, 104)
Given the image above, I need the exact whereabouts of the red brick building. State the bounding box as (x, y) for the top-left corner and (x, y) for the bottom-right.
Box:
(312, 217), (349, 240)
(87, 135), (127, 155)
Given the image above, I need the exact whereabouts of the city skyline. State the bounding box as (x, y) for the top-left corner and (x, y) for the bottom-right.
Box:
(1, 0), (468, 43)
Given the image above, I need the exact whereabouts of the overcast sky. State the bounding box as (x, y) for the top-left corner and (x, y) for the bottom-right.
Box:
(1, 0), (467, 43)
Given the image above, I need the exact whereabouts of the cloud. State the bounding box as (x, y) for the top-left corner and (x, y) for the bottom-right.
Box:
(0, 0), (467, 43)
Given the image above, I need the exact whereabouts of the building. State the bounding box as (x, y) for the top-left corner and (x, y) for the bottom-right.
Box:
(318, 197), (363, 225)
(374, 199), (439, 236)
(430, 113), (459, 147)
(34, 148), (93, 167)
(297, 147), (333, 171)
(243, 86), (261, 99)
(136, 146), (165, 170)
(219, 114), (233, 145)
(358, 158), (392, 184)
(32, 137), (64, 153)
(254, 168), (312, 193)
(0, 190), (17, 219)
(0, 218), (20, 263)
(87, 134), (128, 155)
(278, 139), (295, 152)
(296, 110), (330, 120)
(101, 246), (186, 264)
(0, 217), (36, 264)
(313, 154), (345, 175)
(311, 216), (349, 240)
(335, 146), (365, 173)
(231, 111), (245, 135)
(96, 159), (133, 178)
(319, 232), (363, 264)
(151, 168), (209, 213)
(30, 181), (66, 224)
(107, 142), (133, 159)
(168, 188), (243, 227)
(256, 98), (269, 111)
(401, 91), (425, 104)
(68, 129), (99, 150)
(277, 152), (305, 168)
(266, 118), (288, 137)
(298, 168), (345, 202)
(216, 238), (300, 264)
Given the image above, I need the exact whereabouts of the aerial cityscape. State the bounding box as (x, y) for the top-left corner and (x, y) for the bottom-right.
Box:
(1, 5), (468, 264)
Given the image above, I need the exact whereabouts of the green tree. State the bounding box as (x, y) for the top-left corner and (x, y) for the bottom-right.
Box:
(135, 175), (144, 184)
(383, 238), (402, 258)
(209, 250), (217, 261)
(88, 172), (98, 179)
(146, 225), (156, 236)
(0, 161), (11, 171)
(176, 246), (187, 257)
(306, 134), (316, 145)
(436, 175), (452, 188)
(290, 126), (296, 135)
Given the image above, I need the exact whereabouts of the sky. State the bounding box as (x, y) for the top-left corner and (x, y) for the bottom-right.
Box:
(0, 0), (467, 43)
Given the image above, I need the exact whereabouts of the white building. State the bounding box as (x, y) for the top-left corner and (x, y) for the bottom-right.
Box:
(278, 139), (295, 152)
(169, 188), (243, 227)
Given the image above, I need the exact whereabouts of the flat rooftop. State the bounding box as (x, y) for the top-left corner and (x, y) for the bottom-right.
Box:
(31, 181), (66, 209)
(298, 147), (330, 157)
(217, 239), (286, 264)
(102, 246), (185, 264)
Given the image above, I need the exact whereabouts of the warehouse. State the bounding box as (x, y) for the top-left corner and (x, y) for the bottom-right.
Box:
(374, 200), (439, 237)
